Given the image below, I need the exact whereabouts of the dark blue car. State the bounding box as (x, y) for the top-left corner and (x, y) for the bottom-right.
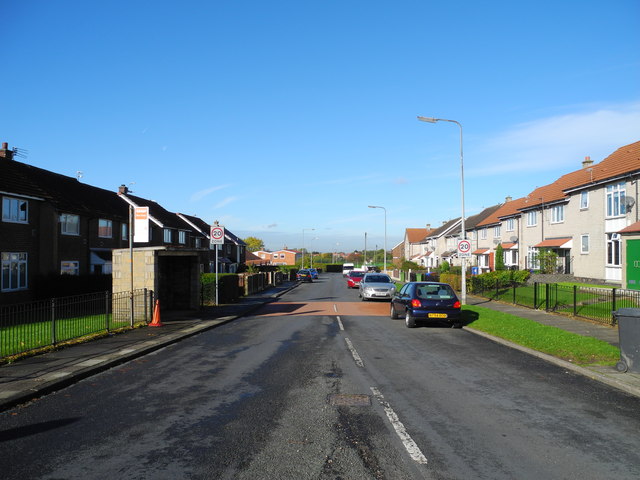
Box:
(390, 282), (462, 328)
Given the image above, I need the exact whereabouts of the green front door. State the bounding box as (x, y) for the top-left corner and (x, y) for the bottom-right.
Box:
(626, 239), (640, 291)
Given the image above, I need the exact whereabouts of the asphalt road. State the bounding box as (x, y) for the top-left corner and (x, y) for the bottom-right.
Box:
(1, 273), (639, 479)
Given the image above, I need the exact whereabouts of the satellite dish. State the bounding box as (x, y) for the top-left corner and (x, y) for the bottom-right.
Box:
(624, 197), (636, 209)
(510, 236), (518, 243)
(493, 239), (500, 245)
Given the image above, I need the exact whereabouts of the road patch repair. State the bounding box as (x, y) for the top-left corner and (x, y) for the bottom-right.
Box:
(256, 301), (389, 317)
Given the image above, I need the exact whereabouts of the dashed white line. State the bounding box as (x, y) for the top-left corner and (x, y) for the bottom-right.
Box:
(370, 386), (429, 465)
(337, 316), (344, 331)
(333, 304), (338, 313)
(344, 338), (364, 367)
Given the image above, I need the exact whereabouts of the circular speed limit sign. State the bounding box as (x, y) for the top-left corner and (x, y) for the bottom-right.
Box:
(457, 240), (471, 255)
(210, 225), (225, 244)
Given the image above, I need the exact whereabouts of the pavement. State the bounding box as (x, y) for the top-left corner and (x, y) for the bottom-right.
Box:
(1, 281), (639, 413)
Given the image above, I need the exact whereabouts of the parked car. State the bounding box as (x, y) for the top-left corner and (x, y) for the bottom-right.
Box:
(359, 273), (396, 301)
(390, 282), (461, 328)
(308, 268), (319, 279)
(296, 269), (313, 282)
(342, 263), (355, 276)
(346, 270), (366, 288)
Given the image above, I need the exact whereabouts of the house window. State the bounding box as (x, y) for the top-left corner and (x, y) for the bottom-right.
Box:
(581, 234), (589, 254)
(121, 223), (128, 241)
(494, 225), (501, 238)
(527, 247), (539, 269)
(178, 231), (186, 244)
(2, 197), (28, 223)
(195, 238), (202, 248)
(527, 211), (537, 227)
(163, 228), (172, 243)
(606, 182), (626, 217)
(1, 252), (28, 291)
(506, 218), (514, 232)
(551, 205), (564, 223)
(606, 233), (621, 266)
(98, 219), (113, 238)
(60, 213), (80, 235)
(480, 228), (487, 240)
(580, 191), (589, 210)
(61, 261), (79, 275)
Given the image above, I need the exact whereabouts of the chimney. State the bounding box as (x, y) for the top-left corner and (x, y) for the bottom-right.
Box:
(582, 156), (593, 169)
(505, 196), (512, 203)
(118, 184), (129, 194)
(426, 224), (431, 230)
(0, 142), (14, 160)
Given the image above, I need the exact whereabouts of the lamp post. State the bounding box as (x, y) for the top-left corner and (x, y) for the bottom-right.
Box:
(417, 116), (466, 305)
(367, 205), (387, 273)
(302, 228), (314, 268)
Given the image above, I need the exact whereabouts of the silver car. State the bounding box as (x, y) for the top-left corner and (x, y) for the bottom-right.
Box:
(359, 273), (396, 301)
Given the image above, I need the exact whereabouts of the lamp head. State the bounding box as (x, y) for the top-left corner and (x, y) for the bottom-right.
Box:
(417, 116), (438, 123)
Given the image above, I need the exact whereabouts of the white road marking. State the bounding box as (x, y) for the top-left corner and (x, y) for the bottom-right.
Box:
(344, 338), (364, 367)
(333, 304), (338, 313)
(370, 386), (429, 465)
(337, 316), (344, 331)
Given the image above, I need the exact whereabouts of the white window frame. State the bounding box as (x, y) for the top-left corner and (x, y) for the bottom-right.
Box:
(480, 228), (487, 240)
(606, 182), (626, 218)
(494, 225), (501, 238)
(178, 231), (186, 244)
(527, 211), (537, 227)
(2, 196), (28, 223)
(195, 238), (202, 248)
(580, 191), (589, 210)
(606, 233), (621, 266)
(551, 205), (564, 224)
(121, 223), (128, 241)
(1, 252), (28, 291)
(61, 260), (79, 275)
(505, 218), (515, 232)
(60, 213), (80, 235)
(98, 219), (113, 238)
(580, 234), (589, 254)
(163, 228), (172, 243)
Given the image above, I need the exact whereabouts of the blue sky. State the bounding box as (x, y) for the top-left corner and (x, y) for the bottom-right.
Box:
(3, 1), (639, 253)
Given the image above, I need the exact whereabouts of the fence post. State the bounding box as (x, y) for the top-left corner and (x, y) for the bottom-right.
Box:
(144, 288), (148, 323)
(573, 285), (577, 316)
(512, 282), (516, 304)
(105, 291), (110, 332)
(545, 283), (550, 311)
(51, 298), (57, 345)
(612, 288), (617, 320)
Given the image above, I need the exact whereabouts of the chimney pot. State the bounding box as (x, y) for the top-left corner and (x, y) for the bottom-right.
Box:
(118, 184), (129, 194)
(582, 156), (594, 168)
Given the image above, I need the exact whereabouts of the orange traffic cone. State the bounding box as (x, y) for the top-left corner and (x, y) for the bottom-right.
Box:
(149, 300), (163, 327)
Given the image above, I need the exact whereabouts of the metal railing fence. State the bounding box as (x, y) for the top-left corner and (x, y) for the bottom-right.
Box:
(470, 280), (640, 325)
(1, 289), (154, 359)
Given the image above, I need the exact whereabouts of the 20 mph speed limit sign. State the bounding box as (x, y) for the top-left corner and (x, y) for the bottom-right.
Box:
(457, 239), (472, 257)
(210, 225), (225, 245)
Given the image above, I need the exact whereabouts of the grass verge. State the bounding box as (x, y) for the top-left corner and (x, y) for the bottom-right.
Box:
(463, 305), (619, 366)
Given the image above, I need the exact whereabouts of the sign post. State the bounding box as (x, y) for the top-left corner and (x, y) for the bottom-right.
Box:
(210, 224), (225, 305)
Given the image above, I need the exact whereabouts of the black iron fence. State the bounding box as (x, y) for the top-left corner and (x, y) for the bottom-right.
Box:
(470, 280), (640, 325)
(1, 289), (154, 359)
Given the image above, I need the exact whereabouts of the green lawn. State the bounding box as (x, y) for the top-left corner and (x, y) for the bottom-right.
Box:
(463, 305), (620, 366)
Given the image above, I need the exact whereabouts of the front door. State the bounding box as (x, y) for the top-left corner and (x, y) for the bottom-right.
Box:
(626, 239), (640, 291)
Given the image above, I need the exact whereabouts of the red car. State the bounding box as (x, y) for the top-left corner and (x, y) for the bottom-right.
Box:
(346, 270), (366, 288)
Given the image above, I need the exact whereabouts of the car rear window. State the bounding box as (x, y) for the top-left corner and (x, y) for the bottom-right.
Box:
(416, 285), (455, 299)
(350, 271), (365, 277)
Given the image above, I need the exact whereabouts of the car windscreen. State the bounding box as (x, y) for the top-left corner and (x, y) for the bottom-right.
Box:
(365, 275), (391, 283)
(415, 284), (455, 299)
(350, 272), (365, 277)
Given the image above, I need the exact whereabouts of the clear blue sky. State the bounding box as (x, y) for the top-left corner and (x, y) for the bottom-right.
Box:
(3, 1), (639, 253)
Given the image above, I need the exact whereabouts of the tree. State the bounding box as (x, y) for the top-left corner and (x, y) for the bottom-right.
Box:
(243, 236), (265, 252)
(495, 244), (505, 271)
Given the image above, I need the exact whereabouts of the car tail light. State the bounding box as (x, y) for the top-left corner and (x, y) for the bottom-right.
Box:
(453, 301), (461, 309)
(411, 299), (421, 308)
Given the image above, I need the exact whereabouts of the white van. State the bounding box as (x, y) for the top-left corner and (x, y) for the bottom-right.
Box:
(342, 263), (355, 276)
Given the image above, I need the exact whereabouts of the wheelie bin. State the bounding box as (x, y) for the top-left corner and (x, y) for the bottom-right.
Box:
(613, 308), (640, 373)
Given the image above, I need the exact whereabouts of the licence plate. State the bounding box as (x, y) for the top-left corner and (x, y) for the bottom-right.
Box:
(428, 313), (447, 318)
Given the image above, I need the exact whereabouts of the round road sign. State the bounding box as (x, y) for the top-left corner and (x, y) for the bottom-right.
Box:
(457, 240), (471, 254)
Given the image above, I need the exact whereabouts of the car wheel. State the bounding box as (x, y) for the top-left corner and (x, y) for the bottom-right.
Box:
(405, 311), (416, 328)
(390, 303), (399, 319)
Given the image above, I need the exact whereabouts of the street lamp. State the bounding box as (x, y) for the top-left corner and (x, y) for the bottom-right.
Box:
(367, 205), (387, 273)
(417, 116), (467, 305)
(302, 228), (314, 268)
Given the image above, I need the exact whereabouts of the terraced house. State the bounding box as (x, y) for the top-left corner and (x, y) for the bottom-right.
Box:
(398, 140), (640, 289)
